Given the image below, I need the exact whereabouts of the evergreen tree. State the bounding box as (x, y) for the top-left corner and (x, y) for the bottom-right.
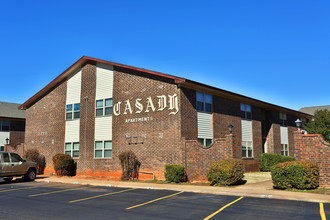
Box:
(304, 109), (330, 142)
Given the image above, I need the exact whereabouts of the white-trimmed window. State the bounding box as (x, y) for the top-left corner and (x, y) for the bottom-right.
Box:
(66, 103), (80, 120)
(0, 120), (10, 131)
(64, 142), (79, 158)
(96, 98), (113, 117)
(281, 144), (289, 156)
(196, 92), (212, 113)
(242, 141), (253, 157)
(240, 103), (252, 120)
(95, 141), (112, 158)
(198, 138), (213, 147)
(279, 112), (287, 126)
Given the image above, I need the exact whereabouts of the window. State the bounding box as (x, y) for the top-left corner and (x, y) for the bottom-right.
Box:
(66, 103), (80, 120)
(196, 92), (212, 113)
(96, 98), (113, 117)
(10, 153), (23, 162)
(281, 144), (289, 156)
(0, 120), (10, 131)
(95, 141), (112, 158)
(2, 153), (10, 163)
(64, 142), (79, 158)
(198, 138), (213, 147)
(0, 146), (4, 151)
(242, 141), (253, 157)
(279, 112), (287, 126)
(240, 103), (252, 120)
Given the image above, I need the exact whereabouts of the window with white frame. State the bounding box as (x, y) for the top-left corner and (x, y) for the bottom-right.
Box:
(0, 120), (10, 131)
(96, 98), (113, 117)
(279, 112), (287, 126)
(242, 141), (253, 157)
(196, 92), (212, 113)
(95, 141), (112, 158)
(66, 103), (80, 120)
(240, 103), (252, 120)
(281, 144), (289, 156)
(64, 142), (79, 158)
(198, 138), (213, 147)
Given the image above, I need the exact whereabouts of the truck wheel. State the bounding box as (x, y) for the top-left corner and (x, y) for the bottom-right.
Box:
(3, 177), (13, 182)
(24, 168), (36, 181)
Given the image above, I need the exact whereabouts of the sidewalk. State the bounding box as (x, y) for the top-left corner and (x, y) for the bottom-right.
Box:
(35, 175), (330, 203)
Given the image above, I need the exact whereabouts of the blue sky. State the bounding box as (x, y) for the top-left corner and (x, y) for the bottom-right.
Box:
(0, 0), (329, 110)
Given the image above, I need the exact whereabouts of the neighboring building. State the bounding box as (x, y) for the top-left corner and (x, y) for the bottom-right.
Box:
(299, 105), (330, 116)
(19, 56), (311, 180)
(0, 102), (26, 151)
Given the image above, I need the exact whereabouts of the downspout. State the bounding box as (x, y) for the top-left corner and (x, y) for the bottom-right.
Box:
(83, 96), (88, 170)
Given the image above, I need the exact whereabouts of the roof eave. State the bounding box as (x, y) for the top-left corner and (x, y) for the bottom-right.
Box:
(179, 79), (313, 119)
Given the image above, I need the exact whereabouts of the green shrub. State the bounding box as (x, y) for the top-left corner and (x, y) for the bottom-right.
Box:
(52, 154), (76, 176)
(207, 159), (244, 186)
(271, 161), (319, 190)
(164, 164), (186, 183)
(260, 153), (295, 171)
(25, 148), (46, 174)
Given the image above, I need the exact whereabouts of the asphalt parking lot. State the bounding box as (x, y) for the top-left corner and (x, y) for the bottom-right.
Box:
(0, 180), (327, 220)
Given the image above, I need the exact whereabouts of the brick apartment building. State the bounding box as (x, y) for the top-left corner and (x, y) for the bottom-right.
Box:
(19, 56), (311, 180)
(0, 102), (25, 152)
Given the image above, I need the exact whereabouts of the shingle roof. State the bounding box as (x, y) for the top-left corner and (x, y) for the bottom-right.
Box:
(299, 105), (330, 115)
(0, 102), (26, 119)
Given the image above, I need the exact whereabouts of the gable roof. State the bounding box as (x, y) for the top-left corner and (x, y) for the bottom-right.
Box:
(0, 102), (26, 119)
(299, 105), (330, 115)
(19, 56), (312, 119)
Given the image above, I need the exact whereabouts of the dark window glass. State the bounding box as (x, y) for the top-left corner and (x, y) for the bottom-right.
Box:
(96, 100), (103, 108)
(66, 112), (73, 120)
(197, 102), (204, 111)
(3, 153), (10, 162)
(197, 92), (204, 102)
(105, 99), (112, 107)
(246, 112), (252, 120)
(105, 107), (112, 116)
(11, 153), (23, 162)
(74, 103), (80, 111)
(241, 111), (246, 119)
(205, 103), (212, 113)
(72, 151), (79, 158)
(66, 104), (72, 111)
(1, 120), (10, 131)
(74, 112), (80, 119)
(206, 139), (212, 146)
(96, 108), (103, 116)
(0, 146), (4, 151)
(198, 138), (204, 145)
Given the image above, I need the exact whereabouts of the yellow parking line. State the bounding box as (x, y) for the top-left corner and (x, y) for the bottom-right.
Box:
(69, 188), (136, 203)
(320, 203), (327, 220)
(126, 191), (184, 210)
(29, 185), (94, 197)
(203, 196), (244, 220)
(0, 186), (39, 193)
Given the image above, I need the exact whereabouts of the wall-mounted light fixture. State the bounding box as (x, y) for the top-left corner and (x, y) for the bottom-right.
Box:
(228, 124), (234, 134)
(5, 138), (9, 144)
(295, 118), (302, 130)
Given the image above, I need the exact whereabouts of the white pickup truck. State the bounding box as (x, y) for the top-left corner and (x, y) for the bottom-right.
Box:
(0, 152), (37, 182)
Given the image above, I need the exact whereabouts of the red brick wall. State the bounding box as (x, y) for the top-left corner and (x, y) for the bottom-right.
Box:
(180, 87), (197, 140)
(24, 81), (66, 172)
(111, 66), (183, 180)
(184, 135), (234, 181)
(294, 132), (330, 187)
